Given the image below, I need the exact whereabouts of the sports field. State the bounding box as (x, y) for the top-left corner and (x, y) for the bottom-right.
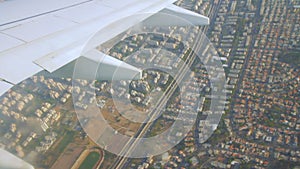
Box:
(79, 152), (100, 169)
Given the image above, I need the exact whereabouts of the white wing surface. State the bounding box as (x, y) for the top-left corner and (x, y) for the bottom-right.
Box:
(0, 0), (208, 96)
(0, 0), (210, 167)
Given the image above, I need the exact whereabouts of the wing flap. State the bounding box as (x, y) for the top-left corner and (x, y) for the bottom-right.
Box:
(0, 0), (204, 90)
(50, 49), (142, 81)
(34, 44), (84, 73)
(144, 4), (209, 26)
(79, 49), (142, 80)
(0, 47), (43, 84)
(165, 4), (209, 25)
(0, 33), (24, 51)
(33, 12), (153, 74)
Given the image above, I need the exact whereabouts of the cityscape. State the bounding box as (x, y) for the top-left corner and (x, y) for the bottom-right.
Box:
(0, 0), (299, 168)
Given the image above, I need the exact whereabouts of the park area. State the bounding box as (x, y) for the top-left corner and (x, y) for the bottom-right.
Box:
(79, 152), (101, 169)
(279, 51), (300, 67)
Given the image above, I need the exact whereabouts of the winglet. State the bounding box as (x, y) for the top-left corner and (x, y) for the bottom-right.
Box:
(144, 4), (209, 26)
(165, 4), (209, 25)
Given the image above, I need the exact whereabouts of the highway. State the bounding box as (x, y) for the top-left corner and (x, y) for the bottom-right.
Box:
(109, 2), (220, 168)
(228, 0), (262, 132)
(110, 41), (197, 169)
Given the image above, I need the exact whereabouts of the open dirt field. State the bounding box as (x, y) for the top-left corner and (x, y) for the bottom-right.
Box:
(50, 137), (89, 169)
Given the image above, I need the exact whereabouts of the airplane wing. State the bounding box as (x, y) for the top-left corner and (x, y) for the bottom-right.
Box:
(0, 149), (34, 169)
(0, 0), (209, 97)
(0, 0), (209, 167)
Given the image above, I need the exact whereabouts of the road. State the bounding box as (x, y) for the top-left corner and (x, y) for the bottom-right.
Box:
(110, 36), (199, 169)
(111, 28), (200, 169)
(228, 0), (262, 132)
(109, 2), (221, 169)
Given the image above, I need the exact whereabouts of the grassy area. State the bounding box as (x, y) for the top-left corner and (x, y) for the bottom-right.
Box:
(38, 130), (76, 168)
(55, 130), (75, 154)
(99, 151), (118, 169)
(202, 98), (211, 111)
(181, 48), (192, 61)
(232, 18), (247, 47)
(205, 118), (229, 145)
(262, 105), (285, 128)
(279, 51), (300, 67)
(24, 96), (45, 116)
(251, 0), (260, 7)
(269, 160), (300, 169)
(79, 152), (100, 169)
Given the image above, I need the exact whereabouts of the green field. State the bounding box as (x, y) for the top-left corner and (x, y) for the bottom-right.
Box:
(55, 130), (75, 154)
(79, 152), (100, 169)
(279, 51), (300, 67)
